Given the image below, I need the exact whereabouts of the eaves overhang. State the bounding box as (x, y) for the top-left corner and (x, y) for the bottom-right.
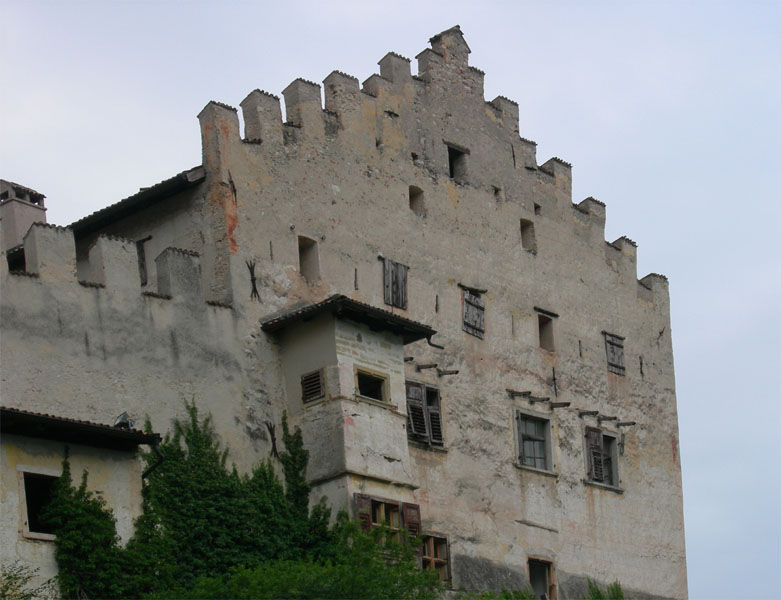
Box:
(69, 166), (205, 238)
(260, 294), (436, 345)
(0, 406), (160, 452)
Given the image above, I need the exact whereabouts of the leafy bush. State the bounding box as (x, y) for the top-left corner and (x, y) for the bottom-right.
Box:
(587, 578), (625, 600)
(0, 563), (55, 600)
(42, 403), (437, 599)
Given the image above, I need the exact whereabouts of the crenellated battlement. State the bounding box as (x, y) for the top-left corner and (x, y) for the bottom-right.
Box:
(190, 26), (667, 302)
(2, 225), (216, 312)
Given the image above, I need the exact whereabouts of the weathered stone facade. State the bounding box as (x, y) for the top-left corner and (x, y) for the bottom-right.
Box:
(0, 26), (686, 598)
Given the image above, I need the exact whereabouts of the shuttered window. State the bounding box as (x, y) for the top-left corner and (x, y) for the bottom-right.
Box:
(382, 258), (408, 309)
(421, 534), (451, 583)
(462, 289), (485, 338)
(586, 426), (617, 486)
(406, 381), (444, 446)
(300, 369), (325, 403)
(604, 332), (625, 375)
(354, 494), (421, 542)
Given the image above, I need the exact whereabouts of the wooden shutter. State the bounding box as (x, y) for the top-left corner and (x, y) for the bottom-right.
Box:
(605, 333), (625, 374)
(463, 290), (485, 338)
(406, 382), (429, 441)
(427, 388), (444, 445)
(586, 427), (604, 482)
(383, 258), (393, 306)
(301, 369), (324, 402)
(402, 502), (421, 537)
(354, 493), (372, 531)
(393, 262), (408, 309)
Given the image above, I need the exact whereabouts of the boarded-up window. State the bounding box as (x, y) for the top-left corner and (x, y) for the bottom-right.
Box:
(406, 381), (444, 446)
(382, 258), (408, 309)
(604, 332), (625, 375)
(462, 289), (485, 338)
(586, 426), (617, 487)
(517, 412), (550, 471)
(300, 369), (325, 403)
(422, 534), (451, 583)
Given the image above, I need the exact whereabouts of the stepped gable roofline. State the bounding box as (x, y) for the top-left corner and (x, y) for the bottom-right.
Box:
(70, 166), (205, 237)
(261, 294), (436, 345)
(0, 406), (160, 452)
(429, 25), (471, 53)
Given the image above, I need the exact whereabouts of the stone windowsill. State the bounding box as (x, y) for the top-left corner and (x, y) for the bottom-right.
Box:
(407, 439), (448, 453)
(22, 530), (55, 542)
(582, 479), (624, 494)
(514, 463), (559, 479)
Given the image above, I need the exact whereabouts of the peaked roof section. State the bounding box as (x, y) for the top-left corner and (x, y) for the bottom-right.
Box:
(70, 165), (205, 237)
(261, 294), (436, 345)
(1, 406), (160, 451)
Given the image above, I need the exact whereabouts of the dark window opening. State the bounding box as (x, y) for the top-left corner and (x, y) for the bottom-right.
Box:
(409, 186), (425, 216)
(534, 203), (542, 216)
(528, 559), (554, 600)
(538, 314), (554, 351)
(7, 246), (25, 272)
(518, 413), (550, 471)
(0, 191), (8, 200)
(604, 332), (625, 375)
(23, 473), (58, 535)
(422, 534), (451, 583)
(447, 145), (467, 181)
(406, 381), (444, 446)
(462, 289), (485, 339)
(520, 219), (537, 253)
(301, 369), (325, 403)
(298, 236), (320, 283)
(493, 186), (502, 201)
(354, 494), (421, 542)
(135, 236), (151, 286)
(382, 258), (408, 309)
(357, 372), (385, 401)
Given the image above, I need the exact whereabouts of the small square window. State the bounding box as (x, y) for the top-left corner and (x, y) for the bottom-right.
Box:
(585, 427), (619, 487)
(356, 371), (387, 402)
(21, 472), (58, 538)
(516, 412), (552, 471)
(604, 332), (625, 375)
(462, 289), (485, 339)
(382, 258), (408, 309)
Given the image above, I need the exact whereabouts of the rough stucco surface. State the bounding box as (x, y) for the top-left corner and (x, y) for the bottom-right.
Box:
(0, 27), (686, 599)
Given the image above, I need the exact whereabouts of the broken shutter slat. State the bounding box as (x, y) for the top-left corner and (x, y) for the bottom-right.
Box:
(402, 502), (422, 537)
(427, 388), (443, 445)
(406, 382), (429, 440)
(585, 426), (603, 481)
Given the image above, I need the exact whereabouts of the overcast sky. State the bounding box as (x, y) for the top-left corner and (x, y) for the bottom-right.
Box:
(2, 1), (779, 597)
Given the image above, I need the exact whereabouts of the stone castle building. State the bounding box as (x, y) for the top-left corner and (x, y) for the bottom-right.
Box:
(0, 26), (686, 599)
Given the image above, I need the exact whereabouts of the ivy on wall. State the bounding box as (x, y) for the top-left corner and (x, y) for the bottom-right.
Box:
(41, 404), (439, 599)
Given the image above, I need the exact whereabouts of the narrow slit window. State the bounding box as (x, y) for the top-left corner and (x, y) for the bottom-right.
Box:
(538, 315), (554, 351)
(298, 236), (320, 283)
(520, 219), (537, 253)
(447, 145), (467, 181)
